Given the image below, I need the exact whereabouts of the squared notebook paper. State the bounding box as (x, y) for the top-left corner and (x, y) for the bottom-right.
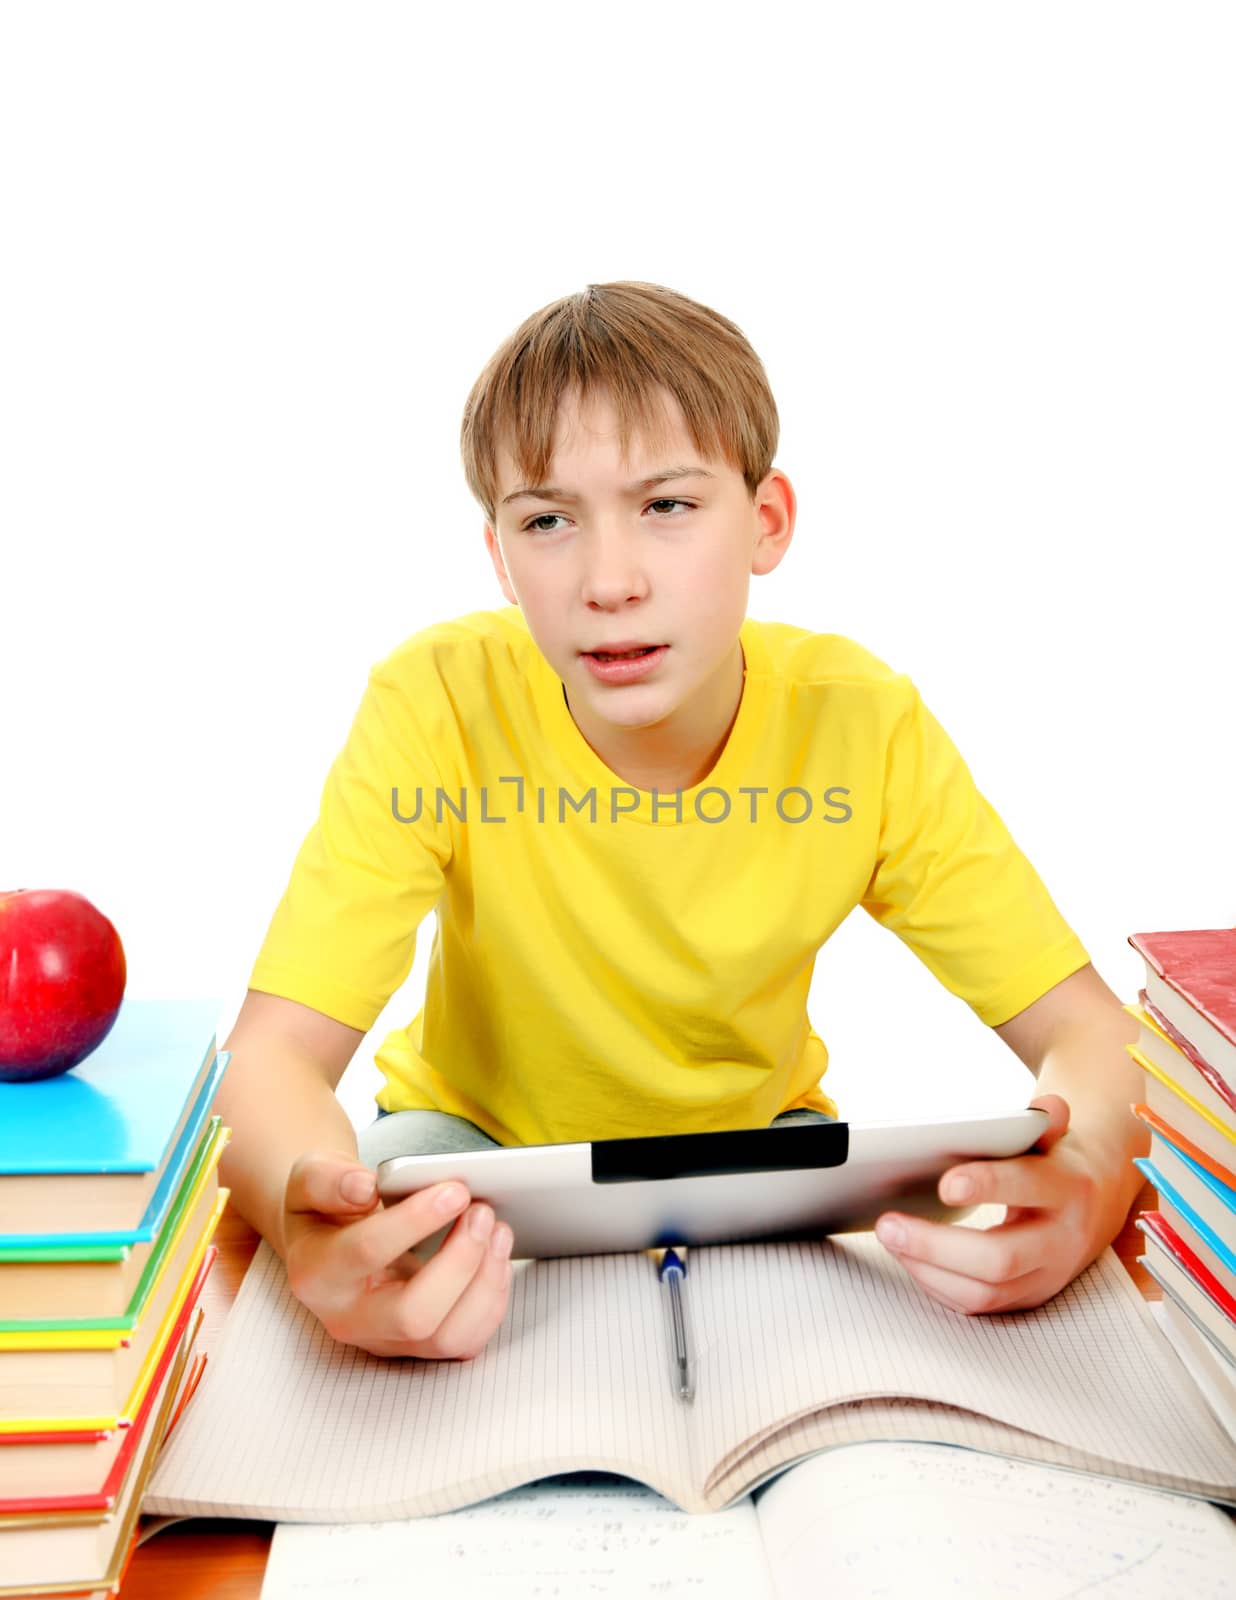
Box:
(145, 1225), (1236, 1521)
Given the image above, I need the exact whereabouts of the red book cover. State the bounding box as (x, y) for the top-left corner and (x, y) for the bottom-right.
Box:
(1137, 1210), (1236, 1328)
(0, 1425), (113, 1447)
(1128, 928), (1236, 1050)
(1138, 989), (1236, 1118)
(0, 1245), (216, 1516)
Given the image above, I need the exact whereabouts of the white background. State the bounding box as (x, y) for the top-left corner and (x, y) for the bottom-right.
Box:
(2, 3), (1232, 1132)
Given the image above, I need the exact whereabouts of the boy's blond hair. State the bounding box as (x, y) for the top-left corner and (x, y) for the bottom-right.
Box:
(459, 281), (780, 527)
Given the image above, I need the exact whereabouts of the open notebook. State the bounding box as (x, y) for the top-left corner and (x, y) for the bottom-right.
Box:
(144, 1228), (1236, 1520)
(258, 1456), (1236, 1600)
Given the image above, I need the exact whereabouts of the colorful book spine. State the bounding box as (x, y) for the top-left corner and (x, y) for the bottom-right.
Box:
(0, 1001), (233, 1592)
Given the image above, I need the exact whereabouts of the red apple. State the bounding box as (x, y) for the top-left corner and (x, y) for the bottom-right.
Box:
(0, 889), (127, 1083)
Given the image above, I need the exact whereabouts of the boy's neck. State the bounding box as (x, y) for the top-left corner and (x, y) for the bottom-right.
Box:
(564, 640), (746, 795)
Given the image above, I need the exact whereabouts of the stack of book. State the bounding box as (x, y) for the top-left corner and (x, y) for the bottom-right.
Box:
(1125, 927), (1236, 1418)
(0, 998), (231, 1597)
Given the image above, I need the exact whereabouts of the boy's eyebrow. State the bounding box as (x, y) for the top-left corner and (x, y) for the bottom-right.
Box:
(501, 466), (717, 507)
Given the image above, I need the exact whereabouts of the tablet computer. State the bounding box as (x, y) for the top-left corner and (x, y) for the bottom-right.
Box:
(375, 1107), (1049, 1260)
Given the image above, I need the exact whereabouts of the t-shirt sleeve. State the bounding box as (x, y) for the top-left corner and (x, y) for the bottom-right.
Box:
(860, 675), (1090, 1028)
(246, 669), (452, 1033)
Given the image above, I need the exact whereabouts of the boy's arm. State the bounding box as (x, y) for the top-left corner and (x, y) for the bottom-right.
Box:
(992, 961), (1148, 1233)
(215, 988), (367, 1258)
(214, 989), (514, 1358)
(872, 963), (1151, 1314)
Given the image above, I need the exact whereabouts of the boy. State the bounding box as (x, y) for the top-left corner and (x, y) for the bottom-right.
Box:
(216, 281), (1148, 1365)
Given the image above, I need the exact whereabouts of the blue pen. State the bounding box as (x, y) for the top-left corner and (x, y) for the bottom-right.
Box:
(658, 1248), (695, 1402)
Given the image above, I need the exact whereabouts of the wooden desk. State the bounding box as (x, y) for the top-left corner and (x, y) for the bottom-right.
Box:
(121, 1181), (1164, 1599)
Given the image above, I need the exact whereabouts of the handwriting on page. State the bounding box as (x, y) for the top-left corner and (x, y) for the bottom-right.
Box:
(755, 1442), (1236, 1600)
(259, 1474), (775, 1599)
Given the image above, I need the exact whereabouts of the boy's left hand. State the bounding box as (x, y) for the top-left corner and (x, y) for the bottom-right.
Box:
(873, 1094), (1113, 1314)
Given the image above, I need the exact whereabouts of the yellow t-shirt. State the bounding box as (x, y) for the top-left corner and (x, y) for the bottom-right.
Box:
(247, 605), (1089, 1144)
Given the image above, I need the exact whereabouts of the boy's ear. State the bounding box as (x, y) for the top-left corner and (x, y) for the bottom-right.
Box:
(483, 523), (519, 606)
(750, 469), (796, 577)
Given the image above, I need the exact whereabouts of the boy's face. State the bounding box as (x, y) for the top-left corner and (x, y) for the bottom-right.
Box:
(483, 385), (794, 780)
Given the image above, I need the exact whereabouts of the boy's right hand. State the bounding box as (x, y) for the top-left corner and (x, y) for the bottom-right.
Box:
(281, 1152), (515, 1361)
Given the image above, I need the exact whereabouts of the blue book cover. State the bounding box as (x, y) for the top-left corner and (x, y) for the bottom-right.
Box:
(1135, 1145), (1236, 1279)
(0, 998), (229, 1249)
(0, 1048), (230, 1251)
(0, 997), (223, 1175)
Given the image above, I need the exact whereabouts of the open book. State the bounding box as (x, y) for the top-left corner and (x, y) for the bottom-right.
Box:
(144, 1226), (1236, 1521)
(259, 1457), (1236, 1600)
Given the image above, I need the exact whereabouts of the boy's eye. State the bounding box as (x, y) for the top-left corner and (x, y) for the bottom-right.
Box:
(520, 499), (694, 534)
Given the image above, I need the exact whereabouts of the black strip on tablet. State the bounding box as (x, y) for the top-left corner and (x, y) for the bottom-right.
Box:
(590, 1123), (849, 1183)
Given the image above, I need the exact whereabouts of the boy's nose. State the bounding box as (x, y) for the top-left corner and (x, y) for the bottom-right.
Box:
(579, 526), (651, 607)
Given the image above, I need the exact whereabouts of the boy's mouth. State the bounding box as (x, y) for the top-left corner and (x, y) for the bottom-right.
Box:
(579, 643), (670, 683)
(582, 644), (666, 661)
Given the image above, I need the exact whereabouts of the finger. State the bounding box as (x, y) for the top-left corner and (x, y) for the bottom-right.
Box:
(889, 1250), (1049, 1316)
(325, 1182), (473, 1285)
(418, 1222), (516, 1358)
(368, 1202), (503, 1347)
(936, 1150), (1077, 1213)
(1027, 1093), (1071, 1151)
(286, 1152), (383, 1219)
(875, 1211), (1046, 1283)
